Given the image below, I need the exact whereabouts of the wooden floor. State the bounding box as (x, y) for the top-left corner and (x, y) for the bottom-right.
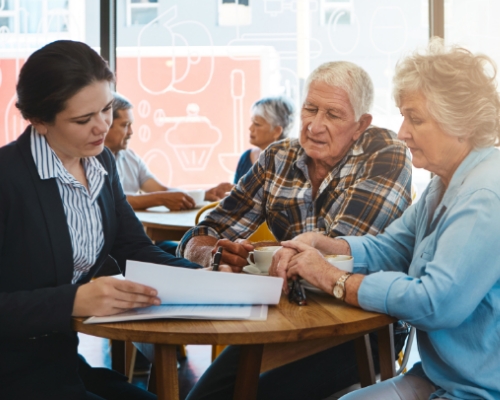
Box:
(78, 333), (212, 399)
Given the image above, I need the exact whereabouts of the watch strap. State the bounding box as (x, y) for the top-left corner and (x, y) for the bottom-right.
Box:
(333, 272), (353, 301)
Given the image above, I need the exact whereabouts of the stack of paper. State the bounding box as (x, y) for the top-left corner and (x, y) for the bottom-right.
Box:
(84, 260), (283, 324)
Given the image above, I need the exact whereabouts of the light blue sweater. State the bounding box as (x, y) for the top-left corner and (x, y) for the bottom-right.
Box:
(344, 147), (500, 400)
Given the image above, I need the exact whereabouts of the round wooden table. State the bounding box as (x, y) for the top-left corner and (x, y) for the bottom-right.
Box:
(74, 292), (396, 400)
(135, 207), (200, 242)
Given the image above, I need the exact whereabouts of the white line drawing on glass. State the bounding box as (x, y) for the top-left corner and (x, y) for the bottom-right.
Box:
(164, 104), (222, 171)
(154, 109), (166, 127)
(137, 99), (151, 118)
(227, 33), (322, 61)
(327, 8), (360, 55)
(137, 5), (215, 95)
(218, 69), (246, 174)
(264, 0), (317, 16)
(263, 0), (302, 17)
(369, 6), (408, 116)
(448, 0), (500, 46)
(138, 124), (151, 143)
(143, 149), (173, 187)
(369, 6), (408, 55)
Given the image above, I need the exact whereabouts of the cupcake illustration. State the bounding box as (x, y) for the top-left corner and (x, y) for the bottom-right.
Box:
(165, 103), (222, 171)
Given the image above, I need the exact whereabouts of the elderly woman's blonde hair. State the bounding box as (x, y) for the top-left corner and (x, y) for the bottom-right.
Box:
(393, 38), (500, 148)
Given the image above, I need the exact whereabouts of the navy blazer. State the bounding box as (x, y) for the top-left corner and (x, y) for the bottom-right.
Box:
(0, 127), (200, 399)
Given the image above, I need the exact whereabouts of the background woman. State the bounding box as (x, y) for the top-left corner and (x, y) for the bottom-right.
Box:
(273, 39), (500, 399)
(234, 96), (294, 183)
(0, 40), (200, 400)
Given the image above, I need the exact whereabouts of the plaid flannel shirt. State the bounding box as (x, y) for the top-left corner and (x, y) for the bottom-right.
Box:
(178, 126), (412, 257)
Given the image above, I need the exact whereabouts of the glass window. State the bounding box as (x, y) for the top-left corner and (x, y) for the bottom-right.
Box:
(114, 0), (430, 192)
(0, 0), (87, 147)
(127, 0), (158, 26)
(218, 0), (251, 26)
(321, 0), (353, 26)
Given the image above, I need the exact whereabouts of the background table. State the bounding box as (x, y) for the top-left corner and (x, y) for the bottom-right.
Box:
(74, 292), (396, 400)
(135, 206), (200, 242)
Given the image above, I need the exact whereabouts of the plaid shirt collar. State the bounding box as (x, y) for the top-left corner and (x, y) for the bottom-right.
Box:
(293, 133), (366, 194)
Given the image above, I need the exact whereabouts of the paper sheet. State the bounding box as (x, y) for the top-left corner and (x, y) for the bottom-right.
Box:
(84, 304), (268, 324)
(124, 260), (283, 305)
(84, 260), (282, 323)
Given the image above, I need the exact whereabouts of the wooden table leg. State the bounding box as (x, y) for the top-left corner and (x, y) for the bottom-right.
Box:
(111, 339), (125, 374)
(234, 344), (264, 400)
(377, 323), (396, 381)
(354, 334), (376, 387)
(154, 344), (179, 400)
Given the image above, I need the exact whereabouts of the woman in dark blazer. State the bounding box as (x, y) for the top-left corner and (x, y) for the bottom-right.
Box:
(0, 40), (200, 400)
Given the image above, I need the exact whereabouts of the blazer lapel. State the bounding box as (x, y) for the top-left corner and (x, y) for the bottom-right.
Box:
(16, 128), (74, 285)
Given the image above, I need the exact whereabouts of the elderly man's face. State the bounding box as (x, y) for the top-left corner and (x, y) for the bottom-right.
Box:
(300, 81), (368, 168)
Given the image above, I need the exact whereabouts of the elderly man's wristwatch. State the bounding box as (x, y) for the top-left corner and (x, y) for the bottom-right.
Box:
(333, 273), (353, 301)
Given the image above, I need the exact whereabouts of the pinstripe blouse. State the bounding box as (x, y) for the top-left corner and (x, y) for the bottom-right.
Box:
(30, 127), (107, 283)
(178, 127), (412, 256)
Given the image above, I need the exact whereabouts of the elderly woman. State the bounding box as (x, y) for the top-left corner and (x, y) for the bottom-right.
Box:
(0, 40), (201, 399)
(273, 40), (500, 399)
(234, 96), (294, 183)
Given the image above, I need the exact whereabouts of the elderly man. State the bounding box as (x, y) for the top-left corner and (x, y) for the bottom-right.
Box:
(179, 61), (411, 267)
(105, 93), (232, 211)
(183, 61), (412, 400)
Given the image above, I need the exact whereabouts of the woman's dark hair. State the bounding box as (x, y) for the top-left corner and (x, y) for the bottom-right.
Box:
(16, 40), (115, 123)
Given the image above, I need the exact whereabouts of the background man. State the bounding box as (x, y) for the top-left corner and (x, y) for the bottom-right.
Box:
(104, 93), (233, 211)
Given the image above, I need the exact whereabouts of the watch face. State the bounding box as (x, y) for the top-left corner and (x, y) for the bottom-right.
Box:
(333, 285), (344, 299)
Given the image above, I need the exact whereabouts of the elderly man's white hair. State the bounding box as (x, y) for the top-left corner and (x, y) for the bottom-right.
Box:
(303, 61), (374, 121)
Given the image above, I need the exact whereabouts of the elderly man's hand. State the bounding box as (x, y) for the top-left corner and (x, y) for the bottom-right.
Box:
(211, 239), (254, 273)
(269, 247), (298, 293)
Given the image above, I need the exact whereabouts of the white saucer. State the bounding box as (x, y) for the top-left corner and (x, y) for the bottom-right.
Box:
(300, 279), (325, 294)
(242, 265), (269, 276)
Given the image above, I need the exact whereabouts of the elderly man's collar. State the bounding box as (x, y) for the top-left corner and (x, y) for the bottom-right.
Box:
(293, 127), (367, 171)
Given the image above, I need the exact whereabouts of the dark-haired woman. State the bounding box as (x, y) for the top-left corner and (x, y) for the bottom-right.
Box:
(0, 40), (200, 400)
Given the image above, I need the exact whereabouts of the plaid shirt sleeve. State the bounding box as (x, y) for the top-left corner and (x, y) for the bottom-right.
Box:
(326, 141), (412, 238)
(177, 154), (269, 257)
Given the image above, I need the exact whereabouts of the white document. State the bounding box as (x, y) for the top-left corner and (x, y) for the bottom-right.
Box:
(124, 260), (283, 305)
(84, 304), (268, 324)
(84, 260), (282, 324)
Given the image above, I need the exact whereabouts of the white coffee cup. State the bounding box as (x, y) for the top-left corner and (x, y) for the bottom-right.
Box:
(247, 245), (282, 273)
(184, 189), (205, 207)
(325, 254), (354, 272)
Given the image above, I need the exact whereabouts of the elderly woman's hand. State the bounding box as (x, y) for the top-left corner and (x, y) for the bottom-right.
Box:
(269, 247), (298, 293)
(282, 241), (336, 293)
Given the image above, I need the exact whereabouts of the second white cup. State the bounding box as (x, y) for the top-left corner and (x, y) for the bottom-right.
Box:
(184, 189), (205, 207)
(247, 245), (282, 273)
(325, 254), (354, 272)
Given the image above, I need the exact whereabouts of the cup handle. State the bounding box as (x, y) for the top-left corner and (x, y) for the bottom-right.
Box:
(247, 252), (255, 265)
